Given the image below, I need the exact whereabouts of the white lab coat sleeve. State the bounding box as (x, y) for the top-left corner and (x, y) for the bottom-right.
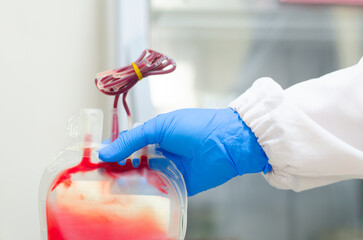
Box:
(229, 58), (363, 191)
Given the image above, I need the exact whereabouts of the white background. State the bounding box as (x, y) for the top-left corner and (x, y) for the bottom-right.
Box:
(0, 1), (116, 239)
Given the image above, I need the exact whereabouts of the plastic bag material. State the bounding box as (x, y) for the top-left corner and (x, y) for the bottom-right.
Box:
(39, 109), (187, 240)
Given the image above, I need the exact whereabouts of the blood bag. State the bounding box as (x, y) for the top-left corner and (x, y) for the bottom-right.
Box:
(39, 109), (188, 240)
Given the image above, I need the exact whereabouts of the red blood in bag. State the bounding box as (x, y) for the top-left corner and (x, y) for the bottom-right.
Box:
(47, 202), (171, 240)
(51, 149), (167, 194)
(47, 149), (172, 240)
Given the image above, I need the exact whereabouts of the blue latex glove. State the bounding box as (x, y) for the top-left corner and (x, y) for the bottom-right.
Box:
(99, 108), (271, 196)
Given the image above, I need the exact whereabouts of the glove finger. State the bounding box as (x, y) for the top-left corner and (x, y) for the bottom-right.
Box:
(101, 130), (127, 145)
(102, 130), (127, 147)
(118, 159), (126, 166)
(99, 125), (147, 162)
(99, 117), (165, 162)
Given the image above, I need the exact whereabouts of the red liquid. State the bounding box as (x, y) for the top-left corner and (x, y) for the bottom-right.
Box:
(47, 202), (171, 240)
(47, 148), (172, 240)
(51, 148), (167, 194)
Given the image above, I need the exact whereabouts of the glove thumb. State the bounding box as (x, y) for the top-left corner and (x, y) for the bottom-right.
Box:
(98, 116), (163, 162)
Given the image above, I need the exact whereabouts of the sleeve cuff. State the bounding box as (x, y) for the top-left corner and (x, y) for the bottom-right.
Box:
(229, 77), (363, 191)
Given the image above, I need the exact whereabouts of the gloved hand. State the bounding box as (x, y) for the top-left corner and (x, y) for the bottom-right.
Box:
(99, 108), (271, 196)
